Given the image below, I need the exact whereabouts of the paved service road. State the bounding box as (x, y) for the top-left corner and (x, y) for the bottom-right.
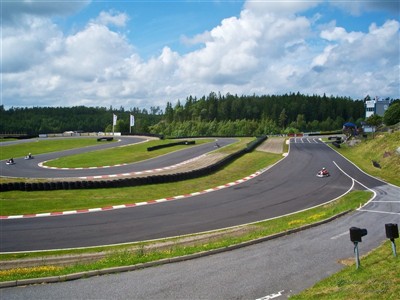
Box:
(2, 141), (399, 299)
(0, 138), (384, 252)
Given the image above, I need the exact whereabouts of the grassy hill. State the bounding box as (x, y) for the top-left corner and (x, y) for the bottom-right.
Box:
(336, 131), (400, 186)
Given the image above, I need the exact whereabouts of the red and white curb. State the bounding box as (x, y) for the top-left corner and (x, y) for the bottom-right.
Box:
(38, 162), (128, 170)
(0, 171), (263, 220)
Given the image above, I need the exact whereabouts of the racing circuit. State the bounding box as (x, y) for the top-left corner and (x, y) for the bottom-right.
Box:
(1, 136), (398, 253)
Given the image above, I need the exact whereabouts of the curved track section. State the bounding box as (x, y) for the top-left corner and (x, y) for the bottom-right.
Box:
(1, 138), (383, 252)
(0, 137), (235, 179)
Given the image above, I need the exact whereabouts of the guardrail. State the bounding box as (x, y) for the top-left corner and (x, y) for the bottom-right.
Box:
(147, 140), (195, 151)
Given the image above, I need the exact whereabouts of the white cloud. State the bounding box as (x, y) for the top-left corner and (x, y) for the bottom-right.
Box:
(2, 16), (62, 73)
(52, 23), (133, 80)
(320, 26), (363, 43)
(1, 0), (399, 109)
(92, 11), (129, 27)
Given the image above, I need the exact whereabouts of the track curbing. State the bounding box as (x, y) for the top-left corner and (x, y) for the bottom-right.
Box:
(0, 171), (265, 220)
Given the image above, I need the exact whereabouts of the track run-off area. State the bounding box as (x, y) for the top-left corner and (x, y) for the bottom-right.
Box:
(0, 136), (399, 253)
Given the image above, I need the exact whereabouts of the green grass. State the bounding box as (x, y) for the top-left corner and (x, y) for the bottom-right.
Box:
(0, 151), (278, 215)
(0, 138), (17, 143)
(331, 131), (400, 186)
(0, 190), (372, 282)
(290, 240), (399, 299)
(44, 139), (213, 168)
(0, 138), (110, 160)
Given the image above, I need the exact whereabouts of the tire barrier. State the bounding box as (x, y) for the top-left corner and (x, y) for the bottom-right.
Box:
(97, 137), (114, 142)
(0, 136), (268, 192)
(147, 140), (196, 151)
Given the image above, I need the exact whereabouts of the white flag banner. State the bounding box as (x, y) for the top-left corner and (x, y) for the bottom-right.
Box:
(113, 114), (117, 126)
(130, 114), (135, 127)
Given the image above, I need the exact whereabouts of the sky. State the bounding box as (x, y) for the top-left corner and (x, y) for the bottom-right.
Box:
(1, 0), (399, 111)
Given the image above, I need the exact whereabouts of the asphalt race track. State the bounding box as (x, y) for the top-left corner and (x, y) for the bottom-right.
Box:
(1, 136), (388, 253)
(0, 136), (235, 179)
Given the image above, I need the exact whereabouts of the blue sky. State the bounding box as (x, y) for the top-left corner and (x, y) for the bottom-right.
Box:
(57, 1), (245, 58)
(1, 1), (399, 109)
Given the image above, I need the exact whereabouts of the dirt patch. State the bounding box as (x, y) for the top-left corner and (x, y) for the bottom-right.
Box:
(256, 137), (285, 154)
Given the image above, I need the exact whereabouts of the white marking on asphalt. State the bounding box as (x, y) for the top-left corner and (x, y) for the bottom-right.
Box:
(358, 209), (400, 215)
(371, 201), (400, 203)
(256, 290), (284, 300)
(333, 161), (377, 208)
(331, 231), (348, 240)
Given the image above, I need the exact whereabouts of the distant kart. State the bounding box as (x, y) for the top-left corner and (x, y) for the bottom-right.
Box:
(316, 170), (330, 178)
(25, 155), (34, 160)
(5, 160), (15, 165)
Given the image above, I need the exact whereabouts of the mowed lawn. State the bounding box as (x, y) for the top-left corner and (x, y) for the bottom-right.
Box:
(44, 138), (214, 168)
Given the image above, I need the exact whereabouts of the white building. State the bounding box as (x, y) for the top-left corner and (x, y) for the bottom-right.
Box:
(365, 99), (391, 118)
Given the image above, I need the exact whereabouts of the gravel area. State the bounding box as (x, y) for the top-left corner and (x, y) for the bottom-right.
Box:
(256, 137), (285, 154)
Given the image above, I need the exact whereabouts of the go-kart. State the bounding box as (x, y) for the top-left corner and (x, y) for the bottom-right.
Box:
(25, 155), (34, 160)
(317, 170), (330, 178)
(5, 160), (15, 165)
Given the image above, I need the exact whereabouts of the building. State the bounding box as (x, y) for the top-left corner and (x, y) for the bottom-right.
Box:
(365, 98), (391, 118)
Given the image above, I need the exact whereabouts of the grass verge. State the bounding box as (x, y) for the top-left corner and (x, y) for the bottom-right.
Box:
(331, 131), (400, 186)
(0, 190), (371, 282)
(290, 240), (399, 299)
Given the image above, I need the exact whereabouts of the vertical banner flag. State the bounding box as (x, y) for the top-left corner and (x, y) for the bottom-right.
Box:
(113, 114), (117, 126)
(130, 114), (135, 127)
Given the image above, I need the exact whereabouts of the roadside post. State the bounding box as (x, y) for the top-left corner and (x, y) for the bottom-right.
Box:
(385, 223), (399, 257)
(349, 227), (368, 269)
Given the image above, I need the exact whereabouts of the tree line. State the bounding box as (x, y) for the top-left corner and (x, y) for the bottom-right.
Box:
(0, 105), (163, 135)
(149, 92), (365, 136)
(1, 92), (385, 137)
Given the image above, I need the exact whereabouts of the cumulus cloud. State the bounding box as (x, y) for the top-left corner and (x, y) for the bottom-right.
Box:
(91, 11), (129, 27)
(2, 16), (62, 73)
(1, 0), (399, 109)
